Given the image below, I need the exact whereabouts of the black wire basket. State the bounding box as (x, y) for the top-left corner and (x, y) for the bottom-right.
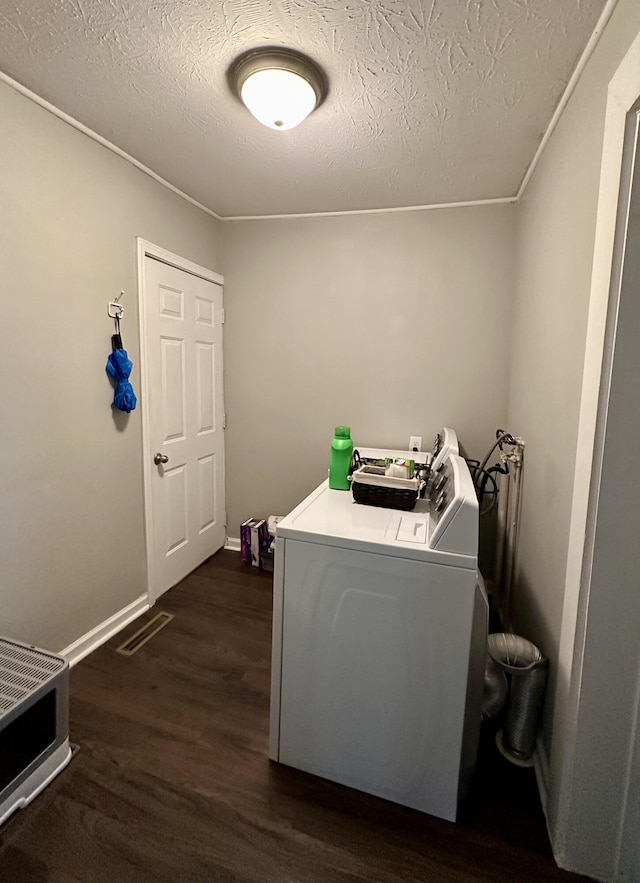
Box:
(351, 466), (419, 511)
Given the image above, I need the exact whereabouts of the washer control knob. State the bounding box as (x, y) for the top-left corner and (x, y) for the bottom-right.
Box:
(435, 492), (447, 512)
(435, 473), (448, 493)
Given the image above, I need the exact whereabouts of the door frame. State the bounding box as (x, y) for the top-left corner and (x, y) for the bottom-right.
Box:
(548, 29), (640, 881)
(136, 238), (225, 604)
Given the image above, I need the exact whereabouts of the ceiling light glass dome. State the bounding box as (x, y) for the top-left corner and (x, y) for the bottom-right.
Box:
(229, 48), (328, 131)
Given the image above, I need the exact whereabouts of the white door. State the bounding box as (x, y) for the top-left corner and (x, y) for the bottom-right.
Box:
(141, 251), (225, 602)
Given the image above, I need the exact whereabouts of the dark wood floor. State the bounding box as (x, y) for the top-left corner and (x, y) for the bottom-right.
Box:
(0, 551), (591, 883)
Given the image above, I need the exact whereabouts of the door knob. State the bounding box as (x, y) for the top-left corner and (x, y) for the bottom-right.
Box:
(154, 453), (169, 465)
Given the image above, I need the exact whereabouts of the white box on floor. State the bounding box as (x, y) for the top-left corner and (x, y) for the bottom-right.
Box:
(0, 638), (72, 826)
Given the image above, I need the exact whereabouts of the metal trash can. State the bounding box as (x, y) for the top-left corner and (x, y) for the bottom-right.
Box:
(488, 633), (548, 766)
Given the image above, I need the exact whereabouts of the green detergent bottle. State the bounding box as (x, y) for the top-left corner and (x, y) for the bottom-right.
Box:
(329, 426), (353, 490)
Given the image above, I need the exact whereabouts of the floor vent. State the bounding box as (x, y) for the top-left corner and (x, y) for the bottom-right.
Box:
(116, 613), (174, 656)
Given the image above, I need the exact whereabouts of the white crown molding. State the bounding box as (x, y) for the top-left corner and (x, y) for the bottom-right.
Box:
(516, 0), (620, 200)
(222, 197), (517, 221)
(0, 70), (222, 221)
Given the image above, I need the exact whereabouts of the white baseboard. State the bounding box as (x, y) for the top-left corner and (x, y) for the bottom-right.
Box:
(533, 733), (550, 811)
(60, 594), (150, 667)
(225, 536), (241, 552)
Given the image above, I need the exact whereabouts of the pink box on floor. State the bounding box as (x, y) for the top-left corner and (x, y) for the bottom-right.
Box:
(240, 518), (255, 564)
(260, 534), (275, 572)
(240, 518), (268, 568)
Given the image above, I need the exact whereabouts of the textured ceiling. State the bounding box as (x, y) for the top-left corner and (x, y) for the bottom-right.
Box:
(0, 0), (607, 217)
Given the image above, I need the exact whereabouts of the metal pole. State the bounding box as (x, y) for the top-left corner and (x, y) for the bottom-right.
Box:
(493, 469), (510, 622)
(501, 441), (525, 632)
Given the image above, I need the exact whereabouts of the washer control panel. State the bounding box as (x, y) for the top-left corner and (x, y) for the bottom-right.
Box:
(431, 427), (459, 473)
(428, 455), (478, 556)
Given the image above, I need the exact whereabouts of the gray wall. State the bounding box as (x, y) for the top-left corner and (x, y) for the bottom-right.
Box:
(0, 80), (223, 652)
(222, 206), (516, 535)
(506, 0), (640, 870)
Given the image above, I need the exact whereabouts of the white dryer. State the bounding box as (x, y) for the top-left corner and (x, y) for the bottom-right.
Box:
(269, 450), (487, 823)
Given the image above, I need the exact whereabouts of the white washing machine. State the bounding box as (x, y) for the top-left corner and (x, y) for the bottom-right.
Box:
(269, 447), (487, 823)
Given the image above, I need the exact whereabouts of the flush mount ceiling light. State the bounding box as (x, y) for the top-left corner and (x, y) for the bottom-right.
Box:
(229, 47), (328, 131)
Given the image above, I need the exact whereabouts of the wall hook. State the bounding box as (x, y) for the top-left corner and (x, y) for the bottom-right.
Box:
(108, 291), (125, 320)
